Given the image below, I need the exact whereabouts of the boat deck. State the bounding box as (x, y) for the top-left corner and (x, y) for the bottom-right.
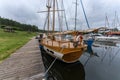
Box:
(42, 38), (84, 48)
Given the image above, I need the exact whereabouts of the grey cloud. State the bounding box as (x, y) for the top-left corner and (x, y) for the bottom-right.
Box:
(0, 0), (120, 29)
(0, 0), (42, 28)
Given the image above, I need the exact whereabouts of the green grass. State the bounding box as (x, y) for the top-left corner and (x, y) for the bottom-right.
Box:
(0, 29), (36, 61)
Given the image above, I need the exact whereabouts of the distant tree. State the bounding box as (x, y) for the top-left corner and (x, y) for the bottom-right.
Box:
(0, 25), (6, 29)
(0, 17), (40, 32)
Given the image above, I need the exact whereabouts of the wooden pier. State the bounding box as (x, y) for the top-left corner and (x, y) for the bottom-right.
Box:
(0, 37), (44, 80)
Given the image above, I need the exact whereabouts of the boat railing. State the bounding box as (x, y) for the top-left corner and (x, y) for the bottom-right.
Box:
(43, 38), (84, 48)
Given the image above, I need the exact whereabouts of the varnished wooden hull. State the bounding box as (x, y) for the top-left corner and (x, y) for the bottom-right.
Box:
(41, 43), (87, 63)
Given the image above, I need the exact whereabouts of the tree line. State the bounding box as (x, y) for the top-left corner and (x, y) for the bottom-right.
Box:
(0, 16), (39, 32)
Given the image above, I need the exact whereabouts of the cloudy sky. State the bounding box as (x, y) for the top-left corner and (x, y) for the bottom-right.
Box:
(0, 0), (120, 30)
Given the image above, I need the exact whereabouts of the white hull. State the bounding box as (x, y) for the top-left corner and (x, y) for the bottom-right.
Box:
(43, 46), (63, 61)
(95, 36), (119, 42)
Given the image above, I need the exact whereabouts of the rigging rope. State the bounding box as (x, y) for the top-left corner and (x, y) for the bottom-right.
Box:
(61, 0), (69, 30)
(75, 0), (78, 31)
(80, 0), (90, 29)
(43, 14), (48, 32)
(56, 0), (62, 32)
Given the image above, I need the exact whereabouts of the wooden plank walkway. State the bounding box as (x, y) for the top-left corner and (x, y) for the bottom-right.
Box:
(0, 37), (44, 80)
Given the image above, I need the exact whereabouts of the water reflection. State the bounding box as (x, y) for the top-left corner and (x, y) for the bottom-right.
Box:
(40, 41), (120, 80)
(40, 48), (85, 80)
(80, 41), (120, 80)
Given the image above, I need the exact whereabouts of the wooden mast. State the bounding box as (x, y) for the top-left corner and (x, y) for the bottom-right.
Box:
(52, 0), (56, 32)
(47, 0), (51, 33)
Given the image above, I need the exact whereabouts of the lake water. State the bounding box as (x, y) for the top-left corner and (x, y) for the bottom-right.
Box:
(41, 48), (85, 80)
(80, 42), (120, 80)
(40, 42), (120, 80)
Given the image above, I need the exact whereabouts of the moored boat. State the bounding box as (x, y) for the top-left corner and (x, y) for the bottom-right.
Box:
(39, 0), (87, 63)
(40, 32), (87, 63)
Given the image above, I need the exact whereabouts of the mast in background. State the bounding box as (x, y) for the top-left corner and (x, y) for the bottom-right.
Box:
(112, 11), (120, 29)
(105, 13), (109, 28)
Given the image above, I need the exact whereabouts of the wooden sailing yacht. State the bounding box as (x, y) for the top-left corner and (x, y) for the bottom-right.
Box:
(40, 0), (87, 63)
